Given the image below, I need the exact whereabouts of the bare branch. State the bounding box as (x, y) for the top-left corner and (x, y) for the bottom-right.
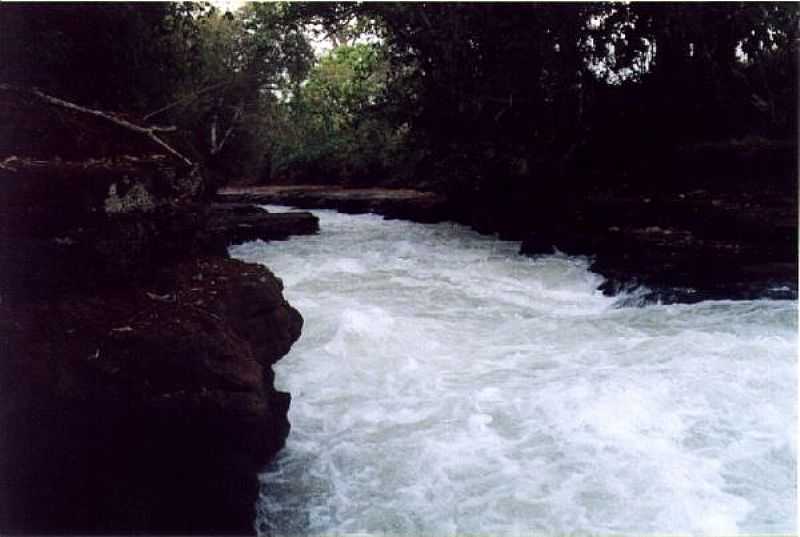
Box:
(210, 104), (244, 156)
(0, 84), (194, 166)
(143, 80), (231, 122)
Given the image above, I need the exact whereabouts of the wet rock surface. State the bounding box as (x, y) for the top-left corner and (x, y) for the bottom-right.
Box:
(519, 189), (797, 303)
(201, 202), (319, 249)
(225, 182), (796, 304)
(218, 185), (450, 223)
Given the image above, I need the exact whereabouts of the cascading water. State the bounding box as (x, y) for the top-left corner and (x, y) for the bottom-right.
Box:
(230, 207), (797, 536)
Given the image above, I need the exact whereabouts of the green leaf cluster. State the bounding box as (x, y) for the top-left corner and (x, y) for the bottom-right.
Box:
(270, 42), (407, 185)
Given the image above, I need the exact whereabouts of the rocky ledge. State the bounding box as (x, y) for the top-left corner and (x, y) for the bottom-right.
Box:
(519, 189), (797, 303)
(0, 88), (308, 534)
(0, 257), (301, 533)
(201, 202), (319, 250)
(218, 185), (450, 223)
(222, 181), (796, 305)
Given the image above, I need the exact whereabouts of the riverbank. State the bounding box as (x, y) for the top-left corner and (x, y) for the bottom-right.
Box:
(518, 186), (797, 303)
(219, 184), (797, 304)
(0, 90), (317, 533)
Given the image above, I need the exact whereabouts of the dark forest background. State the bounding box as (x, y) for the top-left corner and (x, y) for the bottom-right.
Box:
(1, 2), (797, 203)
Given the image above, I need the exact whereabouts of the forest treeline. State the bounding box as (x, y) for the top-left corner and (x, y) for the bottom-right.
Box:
(1, 2), (797, 196)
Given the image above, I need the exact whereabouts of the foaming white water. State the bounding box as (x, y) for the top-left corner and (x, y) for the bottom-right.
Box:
(231, 207), (797, 536)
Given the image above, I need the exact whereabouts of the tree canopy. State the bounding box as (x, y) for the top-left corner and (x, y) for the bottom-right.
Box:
(1, 2), (796, 191)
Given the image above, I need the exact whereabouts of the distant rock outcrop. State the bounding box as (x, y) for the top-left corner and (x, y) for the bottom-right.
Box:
(519, 189), (797, 303)
(218, 185), (451, 223)
(201, 202), (319, 250)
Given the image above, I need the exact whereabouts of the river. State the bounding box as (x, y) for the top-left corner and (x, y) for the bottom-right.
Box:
(230, 206), (797, 536)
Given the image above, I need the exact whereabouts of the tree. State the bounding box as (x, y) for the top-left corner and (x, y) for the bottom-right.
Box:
(141, 3), (314, 179)
(0, 2), (316, 181)
(0, 3), (202, 112)
(270, 42), (402, 184)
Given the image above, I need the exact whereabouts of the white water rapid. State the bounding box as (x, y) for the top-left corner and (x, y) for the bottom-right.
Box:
(230, 207), (797, 536)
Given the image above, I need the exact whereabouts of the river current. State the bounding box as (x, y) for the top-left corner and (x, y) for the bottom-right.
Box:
(230, 207), (797, 536)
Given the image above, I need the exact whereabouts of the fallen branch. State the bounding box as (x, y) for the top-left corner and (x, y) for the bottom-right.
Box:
(0, 154), (176, 175)
(0, 156), (51, 172)
(0, 83), (194, 166)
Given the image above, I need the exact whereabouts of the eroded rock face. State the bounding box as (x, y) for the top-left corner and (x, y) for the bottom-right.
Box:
(0, 92), (304, 533)
(0, 156), (206, 302)
(201, 203), (319, 249)
(0, 256), (302, 534)
(165, 257), (304, 366)
(519, 189), (797, 303)
(218, 185), (451, 223)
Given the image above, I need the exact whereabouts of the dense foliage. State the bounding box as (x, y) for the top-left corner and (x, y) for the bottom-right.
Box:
(358, 3), (798, 193)
(258, 2), (799, 193)
(0, 2), (313, 181)
(270, 42), (410, 184)
(1, 2), (797, 193)
(0, 3), (194, 111)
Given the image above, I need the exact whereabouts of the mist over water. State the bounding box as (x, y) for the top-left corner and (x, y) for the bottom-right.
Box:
(231, 207), (797, 536)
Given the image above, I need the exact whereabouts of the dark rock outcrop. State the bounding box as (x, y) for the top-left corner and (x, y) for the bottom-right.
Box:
(0, 89), (303, 533)
(218, 185), (451, 224)
(0, 155), (206, 302)
(0, 257), (302, 533)
(221, 181), (796, 304)
(200, 202), (319, 249)
(520, 189), (797, 303)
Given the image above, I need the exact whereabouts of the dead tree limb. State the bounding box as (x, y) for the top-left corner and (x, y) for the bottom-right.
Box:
(209, 104), (243, 156)
(0, 83), (194, 166)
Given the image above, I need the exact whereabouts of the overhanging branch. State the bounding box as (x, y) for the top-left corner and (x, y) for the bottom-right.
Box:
(143, 80), (231, 122)
(0, 83), (194, 166)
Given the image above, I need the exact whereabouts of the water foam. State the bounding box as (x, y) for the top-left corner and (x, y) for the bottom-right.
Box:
(231, 207), (797, 536)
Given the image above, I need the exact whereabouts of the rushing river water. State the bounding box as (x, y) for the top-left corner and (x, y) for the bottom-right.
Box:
(231, 207), (797, 536)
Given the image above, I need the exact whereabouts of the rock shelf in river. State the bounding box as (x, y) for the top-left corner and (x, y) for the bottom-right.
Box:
(218, 185), (450, 223)
(219, 184), (797, 304)
(201, 202), (319, 249)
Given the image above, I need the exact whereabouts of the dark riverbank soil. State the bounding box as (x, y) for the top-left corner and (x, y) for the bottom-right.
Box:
(221, 184), (797, 304)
